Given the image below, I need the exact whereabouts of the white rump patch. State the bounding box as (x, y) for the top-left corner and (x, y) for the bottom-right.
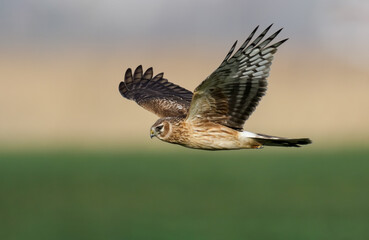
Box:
(240, 131), (258, 138)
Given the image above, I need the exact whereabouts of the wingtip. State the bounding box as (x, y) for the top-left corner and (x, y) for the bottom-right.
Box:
(270, 38), (289, 48)
(280, 38), (289, 44)
(152, 72), (164, 81)
(118, 81), (128, 96)
(232, 40), (238, 49)
(265, 23), (273, 31)
(134, 65), (143, 74)
(274, 28), (283, 35)
(125, 67), (132, 74)
(145, 67), (154, 74)
(252, 25), (260, 33)
(124, 68), (132, 80)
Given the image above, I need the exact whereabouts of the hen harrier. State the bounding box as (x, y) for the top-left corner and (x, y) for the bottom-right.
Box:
(119, 25), (311, 150)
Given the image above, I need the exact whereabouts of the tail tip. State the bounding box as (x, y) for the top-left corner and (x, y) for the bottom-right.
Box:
(297, 138), (312, 146)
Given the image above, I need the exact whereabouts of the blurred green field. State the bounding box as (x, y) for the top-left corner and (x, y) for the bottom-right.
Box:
(0, 148), (368, 240)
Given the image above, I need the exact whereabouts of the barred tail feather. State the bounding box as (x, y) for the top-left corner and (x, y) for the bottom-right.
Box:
(251, 133), (312, 147)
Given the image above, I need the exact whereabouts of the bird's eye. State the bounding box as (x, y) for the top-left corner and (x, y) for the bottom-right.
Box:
(155, 125), (164, 132)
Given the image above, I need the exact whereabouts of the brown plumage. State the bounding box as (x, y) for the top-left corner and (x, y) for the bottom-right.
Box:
(119, 25), (312, 150)
(119, 66), (192, 117)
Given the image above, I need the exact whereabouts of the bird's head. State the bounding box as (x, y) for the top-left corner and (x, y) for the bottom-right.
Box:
(150, 118), (172, 140)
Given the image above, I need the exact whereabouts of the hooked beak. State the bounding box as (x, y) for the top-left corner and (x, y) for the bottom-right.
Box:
(150, 129), (155, 139)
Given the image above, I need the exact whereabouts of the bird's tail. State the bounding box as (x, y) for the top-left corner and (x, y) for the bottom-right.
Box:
(251, 133), (312, 147)
(241, 131), (312, 148)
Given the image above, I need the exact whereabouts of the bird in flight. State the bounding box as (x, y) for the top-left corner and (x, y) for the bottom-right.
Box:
(119, 25), (311, 150)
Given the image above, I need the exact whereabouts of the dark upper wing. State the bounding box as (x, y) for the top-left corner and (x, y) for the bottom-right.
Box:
(119, 65), (193, 117)
(186, 25), (288, 130)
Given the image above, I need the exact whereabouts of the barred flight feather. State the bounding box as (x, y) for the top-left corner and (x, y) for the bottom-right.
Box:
(186, 25), (288, 131)
(119, 65), (193, 117)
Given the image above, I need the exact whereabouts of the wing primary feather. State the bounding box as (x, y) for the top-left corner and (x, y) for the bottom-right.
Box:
(220, 40), (238, 66)
(258, 28), (283, 49)
(152, 72), (164, 82)
(143, 67), (153, 80)
(119, 66), (193, 117)
(244, 24), (273, 53)
(124, 68), (133, 90)
(138, 67), (153, 88)
(133, 65), (143, 83)
(269, 38), (289, 48)
(234, 25), (259, 57)
(118, 81), (128, 95)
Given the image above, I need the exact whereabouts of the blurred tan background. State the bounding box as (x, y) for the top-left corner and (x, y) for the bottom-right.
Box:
(0, 0), (368, 149)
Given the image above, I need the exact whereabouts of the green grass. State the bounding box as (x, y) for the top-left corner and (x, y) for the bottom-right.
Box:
(0, 148), (368, 240)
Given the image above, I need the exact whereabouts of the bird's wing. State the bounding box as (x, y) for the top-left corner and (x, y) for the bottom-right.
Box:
(186, 25), (287, 130)
(119, 66), (193, 117)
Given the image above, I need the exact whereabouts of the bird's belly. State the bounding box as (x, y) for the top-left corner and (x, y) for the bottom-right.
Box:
(184, 127), (244, 150)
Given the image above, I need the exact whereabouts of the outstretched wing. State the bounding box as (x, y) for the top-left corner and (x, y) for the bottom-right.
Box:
(186, 25), (288, 130)
(119, 65), (193, 117)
